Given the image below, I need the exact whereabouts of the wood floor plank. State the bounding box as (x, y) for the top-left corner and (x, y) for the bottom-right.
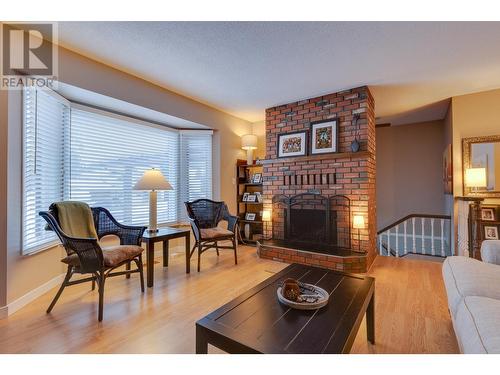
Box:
(0, 248), (459, 354)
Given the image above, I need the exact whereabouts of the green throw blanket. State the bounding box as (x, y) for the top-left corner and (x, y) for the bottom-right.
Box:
(53, 201), (99, 239)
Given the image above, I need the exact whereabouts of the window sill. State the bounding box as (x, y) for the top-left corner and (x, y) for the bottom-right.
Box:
(22, 240), (61, 257)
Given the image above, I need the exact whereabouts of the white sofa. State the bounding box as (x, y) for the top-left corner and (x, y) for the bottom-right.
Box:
(442, 240), (500, 353)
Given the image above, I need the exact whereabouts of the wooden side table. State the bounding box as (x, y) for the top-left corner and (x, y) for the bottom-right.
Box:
(141, 227), (191, 287)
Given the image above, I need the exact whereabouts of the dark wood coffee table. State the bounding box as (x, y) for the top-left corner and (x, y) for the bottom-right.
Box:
(141, 227), (191, 287)
(195, 263), (375, 354)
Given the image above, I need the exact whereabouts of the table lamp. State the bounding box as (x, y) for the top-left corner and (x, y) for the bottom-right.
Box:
(241, 134), (258, 165)
(465, 167), (487, 191)
(133, 168), (172, 232)
(262, 209), (271, 240)
(353, 215), (365, 252)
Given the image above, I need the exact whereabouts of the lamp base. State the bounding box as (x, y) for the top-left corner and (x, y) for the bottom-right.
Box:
(246, 149), (254, 165)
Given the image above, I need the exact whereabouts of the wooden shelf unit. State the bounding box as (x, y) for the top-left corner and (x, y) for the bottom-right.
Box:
(236, 159), (264, 245)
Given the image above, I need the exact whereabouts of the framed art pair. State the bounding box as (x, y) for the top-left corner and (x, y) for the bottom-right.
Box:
(277, 119), (339, 158)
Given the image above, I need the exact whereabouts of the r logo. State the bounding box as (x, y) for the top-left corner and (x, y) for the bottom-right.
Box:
(2, 23), (55, 76)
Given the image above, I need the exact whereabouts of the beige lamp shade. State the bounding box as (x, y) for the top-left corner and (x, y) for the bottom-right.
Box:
(133, 168), (173, 191)
(353, 215), (365, 229)
(262, 210), (271, 222)
(241, 134), (258, 150)
(465, 167), (487, 188)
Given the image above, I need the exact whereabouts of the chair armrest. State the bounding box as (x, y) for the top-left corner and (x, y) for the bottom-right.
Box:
(92, 207), (146, 246)
(481, 240), (500, 265)
(187, 218), (201, 242)
(224, 215), (239, 233)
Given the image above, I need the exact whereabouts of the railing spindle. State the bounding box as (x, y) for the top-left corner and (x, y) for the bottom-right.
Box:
(431, 218), (435, 256)
(395, 224), (399, 257)
(403, 221), (407, 255)
(440, 218), (445, 257)
(421, 217), (425, 255)
(412, 217), (416, 253)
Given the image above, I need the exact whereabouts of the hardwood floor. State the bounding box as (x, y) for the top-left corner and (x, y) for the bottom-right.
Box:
(0, 246), (459, 354)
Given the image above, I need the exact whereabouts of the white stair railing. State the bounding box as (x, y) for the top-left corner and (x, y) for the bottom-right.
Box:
(377, 214), (451, 258)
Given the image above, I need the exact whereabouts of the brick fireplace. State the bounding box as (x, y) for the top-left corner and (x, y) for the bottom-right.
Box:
(257, 86), (376, 273)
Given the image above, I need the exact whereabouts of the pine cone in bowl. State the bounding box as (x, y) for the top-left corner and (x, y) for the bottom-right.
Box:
(282, 279), (301, 301)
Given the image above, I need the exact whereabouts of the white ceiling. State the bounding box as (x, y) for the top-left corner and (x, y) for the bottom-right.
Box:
(56, 22), (500, 125)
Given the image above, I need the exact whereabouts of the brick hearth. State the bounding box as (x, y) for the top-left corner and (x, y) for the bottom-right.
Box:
(258, 86), (376, 272)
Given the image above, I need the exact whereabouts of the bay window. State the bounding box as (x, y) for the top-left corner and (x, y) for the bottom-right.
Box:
(22, 86), (213, 254)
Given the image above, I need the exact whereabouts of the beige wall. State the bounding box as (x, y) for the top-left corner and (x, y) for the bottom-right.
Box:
(451, 88), (500, 206)
(2, 44), (252, 306)
(376, 121), (447, 230)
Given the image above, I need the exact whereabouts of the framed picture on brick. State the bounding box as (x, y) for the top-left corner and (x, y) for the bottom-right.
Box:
(277, 131), (308, 158)
(310, 119), (338, 155)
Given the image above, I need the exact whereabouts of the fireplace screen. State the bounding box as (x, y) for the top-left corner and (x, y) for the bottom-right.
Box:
(272, 193), (351, 250)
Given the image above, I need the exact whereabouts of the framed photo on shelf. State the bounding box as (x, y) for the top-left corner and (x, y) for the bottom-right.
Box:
(484, 225), (499, 240)
(255, 192), (262, 202)
(310, 119), (338, 155)
(245, 213), (256, 221)
(277, 131), (308, 158)
(242, 192), (250, 202)
(252, 173), (262, 184)
(246, 194), (257, 202)
(481, 208), (496, 221)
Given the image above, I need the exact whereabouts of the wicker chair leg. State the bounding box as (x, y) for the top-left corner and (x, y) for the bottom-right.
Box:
(136, 255), (145, 293)
(215, 241), (219, 256)
(197, 243), (202, 272)
(232, 237), (238, 265)
(126, 261), (131, 279)
(91, 278), (96, 291)
(98, 272), (106, 322)
(47, 266), (73, 314)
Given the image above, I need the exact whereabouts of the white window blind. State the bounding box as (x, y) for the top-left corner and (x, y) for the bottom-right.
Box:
(22, 87), (70, 253)
(179, 131), (213, 220)
(70, 106), (179, 226)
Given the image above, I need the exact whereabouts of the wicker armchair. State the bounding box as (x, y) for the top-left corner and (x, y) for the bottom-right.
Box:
(39, 203), (146, 321)
(185, 199), (239, 272)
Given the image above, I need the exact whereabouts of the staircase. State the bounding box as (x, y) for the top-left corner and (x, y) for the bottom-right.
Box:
(377, 214), (452, 257)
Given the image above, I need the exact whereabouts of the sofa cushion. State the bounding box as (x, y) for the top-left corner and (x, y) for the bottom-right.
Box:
(481, 240), (500, 265)
(200, 227), (234, 240)
(454, 296), (500, 353)
(61, 245), (143, 268)
(442, 256), (500, 317)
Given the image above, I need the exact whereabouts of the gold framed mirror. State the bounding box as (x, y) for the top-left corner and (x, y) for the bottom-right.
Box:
(463, 135), (500, 198)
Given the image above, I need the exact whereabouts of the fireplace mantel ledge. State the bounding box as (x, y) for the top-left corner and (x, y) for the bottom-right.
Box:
(257, 150), (372, 165)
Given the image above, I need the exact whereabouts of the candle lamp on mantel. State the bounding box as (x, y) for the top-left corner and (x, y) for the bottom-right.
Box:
(261, 209), (271, 240)
(353, 215), (365, 252)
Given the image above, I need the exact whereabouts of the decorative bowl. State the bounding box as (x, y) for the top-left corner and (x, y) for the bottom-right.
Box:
(277, 282), (329, 310)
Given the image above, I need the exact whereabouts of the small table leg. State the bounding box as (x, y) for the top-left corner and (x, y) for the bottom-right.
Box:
(185, 232), (191, 274)
(163, 240), (169, 267)
(146, 242), (154, 288)
(196, 324), (208, 354)
(366, 292), (375, 344)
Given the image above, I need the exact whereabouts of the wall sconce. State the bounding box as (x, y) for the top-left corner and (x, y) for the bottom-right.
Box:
(353, 214), (365, 252)
(241, 134), (258, 165)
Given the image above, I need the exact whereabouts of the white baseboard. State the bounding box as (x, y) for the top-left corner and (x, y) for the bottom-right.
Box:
(0, 305), (7, 319)
(6, 273), (66, 317)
